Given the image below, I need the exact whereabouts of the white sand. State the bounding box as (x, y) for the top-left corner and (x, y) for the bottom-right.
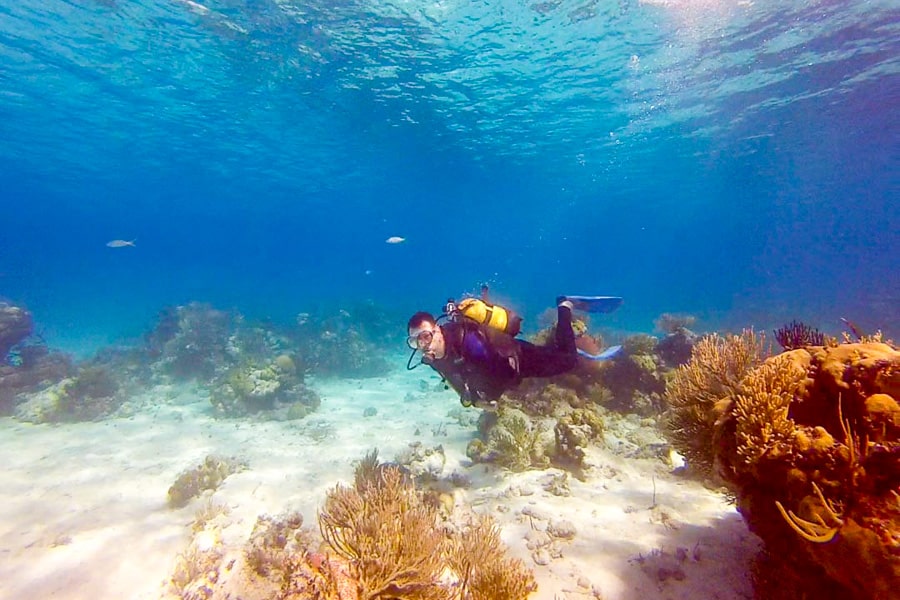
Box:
(0, 368), (762, 599)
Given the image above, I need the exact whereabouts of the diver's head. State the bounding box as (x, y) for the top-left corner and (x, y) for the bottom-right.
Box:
(407, 311), (446, 360)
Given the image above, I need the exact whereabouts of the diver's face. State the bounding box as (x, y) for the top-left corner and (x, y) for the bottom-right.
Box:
(408, 322), (446, 360)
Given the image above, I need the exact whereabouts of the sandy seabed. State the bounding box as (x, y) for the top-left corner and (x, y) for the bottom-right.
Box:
(0, 368), (762, 600)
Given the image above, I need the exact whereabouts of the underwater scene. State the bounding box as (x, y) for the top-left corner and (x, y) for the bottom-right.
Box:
(1, 1), (898, 599)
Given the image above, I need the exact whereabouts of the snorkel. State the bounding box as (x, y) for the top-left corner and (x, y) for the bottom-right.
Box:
(406, 347), (422, 370)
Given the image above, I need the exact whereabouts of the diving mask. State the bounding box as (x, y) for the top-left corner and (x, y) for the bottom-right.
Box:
(406, 328), (435, 350)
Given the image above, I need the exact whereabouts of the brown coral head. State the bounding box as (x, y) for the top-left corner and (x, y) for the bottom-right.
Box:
(863, 393), (900, 442)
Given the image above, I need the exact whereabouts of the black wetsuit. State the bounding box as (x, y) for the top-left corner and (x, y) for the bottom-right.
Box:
(424, 305), (578, 406)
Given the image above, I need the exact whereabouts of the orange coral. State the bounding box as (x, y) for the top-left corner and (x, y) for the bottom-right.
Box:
(727, 343), (899, 598)
(732, 355), (806, 467)
(447, 514), (537, 600)
(664, 329), (768, 476)
(775, 481), (844, 543)
(662, 336), (900, 598)
(316, 453), (538, 600)
(318, 466), (447, 600)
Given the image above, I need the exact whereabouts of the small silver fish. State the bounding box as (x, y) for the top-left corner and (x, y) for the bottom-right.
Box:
(106, 239), (136, 248)
(385, 236), (406, 244)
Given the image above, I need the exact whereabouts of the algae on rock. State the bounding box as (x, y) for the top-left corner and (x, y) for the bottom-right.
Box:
(167, 454), (249, 509)
(467, 407), (553, 471)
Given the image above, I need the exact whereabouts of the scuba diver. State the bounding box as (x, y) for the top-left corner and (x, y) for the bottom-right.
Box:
(406, 286), (622, 407)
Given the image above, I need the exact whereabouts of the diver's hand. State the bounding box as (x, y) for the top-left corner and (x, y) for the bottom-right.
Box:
(460, 383), (480, 408)
(460, 387), (495, 409)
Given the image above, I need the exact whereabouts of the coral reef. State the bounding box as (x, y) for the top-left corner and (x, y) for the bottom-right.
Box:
(530, 317), (607, 379)
(653, 313), (696, 336)
(139, 303), (331, 418)
(664, 337), (900, 599)
(466, 405), (608, 477)
(653, 313), (701, 368)
(502, 381), (583, 417)
(654, 313), (699, 368)
(656, 330), (697, 368)
(167, 454), (249, 509)
(132, 300), (399, 393)
(466, 407), (554, 472)
(601, 334), (668, 416)
(622, 333), (659, 356)
(749, 547), (841, 600)
(0, 346), (73, 415)
(88, 344), (154, 387)
(209, 355), (321, 418)
(146, 302), (238, 381)
(316, 453), (536, 600)
(0, 301), (74, 415)
(0, 301), (33, 360)
(516, 314), (680, 418)
(507, 325), (669, 420)
(191, 499), (231, 533)
(395, 442), (447, 483)
(13, 365), (122, 423)
(171, 538), (226, 599)
(663, 329), (768, 477)
(245, 512), (312, 578)
(553, 407), (605, 472)
(293, 304), (393, 378)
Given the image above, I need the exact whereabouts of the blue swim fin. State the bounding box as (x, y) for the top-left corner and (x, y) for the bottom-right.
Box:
(577, 345), (623, 361)
(563, 295), (623, 313)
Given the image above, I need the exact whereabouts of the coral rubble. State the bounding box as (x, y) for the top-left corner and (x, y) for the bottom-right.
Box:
(167, 455), (249, 509)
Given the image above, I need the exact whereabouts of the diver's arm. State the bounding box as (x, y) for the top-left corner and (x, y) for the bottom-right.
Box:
(436, 365), (479, 406)
(441, 325), (513, 406)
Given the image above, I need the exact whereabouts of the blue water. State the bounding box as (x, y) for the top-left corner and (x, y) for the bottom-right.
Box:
(1, 0), (898, 355)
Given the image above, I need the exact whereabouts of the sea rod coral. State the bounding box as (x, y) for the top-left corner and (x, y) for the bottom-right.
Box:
(317, 451), (536, 599)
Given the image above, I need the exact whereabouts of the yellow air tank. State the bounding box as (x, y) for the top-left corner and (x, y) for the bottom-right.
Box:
(456, 298), (521, 336)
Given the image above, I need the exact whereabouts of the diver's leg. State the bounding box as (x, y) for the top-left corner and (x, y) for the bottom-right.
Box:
(555, 300), (577, 355)
(517, 300), (578, 378)
(518, 341), (576, 377)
